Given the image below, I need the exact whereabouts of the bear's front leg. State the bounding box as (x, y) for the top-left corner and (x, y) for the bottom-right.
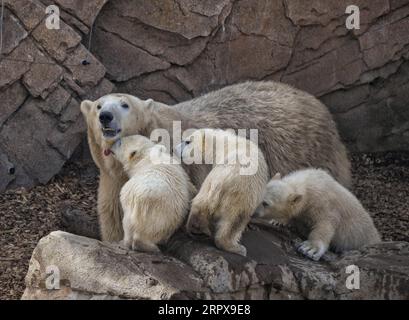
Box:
(297, 240), (328, 261)
(296, 220), (335, 261)
(186, 202), (211, 237)
(132, 239), (161, 253)
(97, 172), (126, 242)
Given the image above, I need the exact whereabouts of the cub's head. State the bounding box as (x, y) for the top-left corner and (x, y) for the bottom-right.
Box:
(80, 94), (154, 146)
(109, 135), (155, 173)
(254, 173), (303, 224)
(174, 128), (220, 165)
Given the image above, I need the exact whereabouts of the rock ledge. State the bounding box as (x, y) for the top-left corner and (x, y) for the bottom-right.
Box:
(22, 225), (409, 300)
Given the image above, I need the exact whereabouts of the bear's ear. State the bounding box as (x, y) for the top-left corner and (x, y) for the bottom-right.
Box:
(288, 193), (302, 206)
(80, 100), (93, 117)
(144, 98), (154, 109)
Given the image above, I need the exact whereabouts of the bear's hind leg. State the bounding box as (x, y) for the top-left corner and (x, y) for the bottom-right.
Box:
(121, 224), (133, 249)
(214, 212), (249, 256)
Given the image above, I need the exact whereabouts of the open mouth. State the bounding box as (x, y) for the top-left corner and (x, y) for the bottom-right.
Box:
(102, 127), (121, 138)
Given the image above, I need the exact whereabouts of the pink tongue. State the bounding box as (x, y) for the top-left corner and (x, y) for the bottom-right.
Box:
(103, 149), (112, 156)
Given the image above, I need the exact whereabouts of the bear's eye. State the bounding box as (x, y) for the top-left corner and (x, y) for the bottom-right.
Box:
(185, 140), (191, 145)
(122, 103), (129, 109)
(130, 151), (137, 158)
(262, 201), (269, 207)
(97, 105), (101, 110)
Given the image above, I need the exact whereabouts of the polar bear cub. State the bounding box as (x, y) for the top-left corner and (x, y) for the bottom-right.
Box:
(254, 169), (381, 261)
(110, 135), (195, 252)
(175, 128), (269, 256)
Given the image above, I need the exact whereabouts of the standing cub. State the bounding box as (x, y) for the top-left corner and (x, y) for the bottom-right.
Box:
(111, 135), (195, 252)
(175, 129), (269, 256)
(254, 169), (381, 261)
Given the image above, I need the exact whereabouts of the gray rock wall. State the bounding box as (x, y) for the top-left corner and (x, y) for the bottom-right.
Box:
(93, 0), (409, 152)
(1, 0), (409, 191)
(0, 0), (113, 191)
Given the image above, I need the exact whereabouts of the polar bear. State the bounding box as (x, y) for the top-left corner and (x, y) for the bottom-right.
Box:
(254, 169), (381, 261)
(175, 128), (269, 256)
(80, 81), (351, 242)
(110, 135), (195, 252)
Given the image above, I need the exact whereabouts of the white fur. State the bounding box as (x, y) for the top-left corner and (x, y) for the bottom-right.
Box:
(179, 129), (269, 256)
(112, 135), (195, 252)
(255, 168), (381, 261)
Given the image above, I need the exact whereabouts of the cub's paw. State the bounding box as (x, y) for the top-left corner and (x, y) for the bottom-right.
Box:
(132, 240), (161, 253)
(270, 219), (285, 227)
(186, 214), (211, 237)
(232, 244), (247, 257)
(118, 239), (134, 250)
(217, 242), (247, 257)
(117, 240), (129, 249)
(296, 240), (326, 261)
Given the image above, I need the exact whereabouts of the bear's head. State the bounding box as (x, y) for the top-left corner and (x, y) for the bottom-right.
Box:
(109, 135), (154, 174)
(253, 173), (303, 224)
(175, 128), (246, 167)
(174, 128), (216, 165)
(80, 94), (154, 147)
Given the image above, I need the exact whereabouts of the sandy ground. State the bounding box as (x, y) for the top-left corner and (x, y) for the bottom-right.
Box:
(0, 152), (408, 300)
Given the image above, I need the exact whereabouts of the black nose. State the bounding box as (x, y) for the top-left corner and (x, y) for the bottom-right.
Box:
(99, 111), (113, 126)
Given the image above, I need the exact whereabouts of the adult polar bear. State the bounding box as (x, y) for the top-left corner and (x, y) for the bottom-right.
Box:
(80, 81), (351, 242)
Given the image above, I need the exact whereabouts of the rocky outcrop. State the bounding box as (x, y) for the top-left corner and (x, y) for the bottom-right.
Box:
(0, 0), (113, 192)
(22, 225), (409, 300)
(93, 0), (409, 152)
